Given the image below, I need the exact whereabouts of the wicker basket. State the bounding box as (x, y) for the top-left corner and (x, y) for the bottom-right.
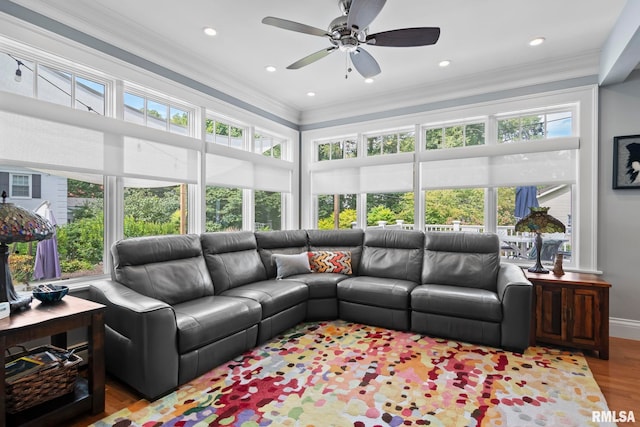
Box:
(5, 345), (82, 413)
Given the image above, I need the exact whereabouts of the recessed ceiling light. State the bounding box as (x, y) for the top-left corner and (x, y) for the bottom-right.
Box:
(265, 65), (277, 72)
(529, 37), (545, 46)
(439, 60), (451, 67)
(203, 27), (217, 36)
(364, 78), (374, 84)
(307, 91), (316, 97)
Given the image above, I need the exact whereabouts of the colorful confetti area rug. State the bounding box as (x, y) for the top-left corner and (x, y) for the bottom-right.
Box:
(92, 321), (613, 427)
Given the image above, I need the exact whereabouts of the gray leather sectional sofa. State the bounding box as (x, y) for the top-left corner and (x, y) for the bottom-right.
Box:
(89, 228), (532, 400)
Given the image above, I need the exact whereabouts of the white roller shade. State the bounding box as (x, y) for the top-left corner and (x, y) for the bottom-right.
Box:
(421, 150), (576, 189)
(360, 163), (414, 193)
(206, 152), (292, 192)
(311, 168), (360, 195)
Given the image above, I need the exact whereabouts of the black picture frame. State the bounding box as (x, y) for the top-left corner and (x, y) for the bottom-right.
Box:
(613, 134), (640, 189)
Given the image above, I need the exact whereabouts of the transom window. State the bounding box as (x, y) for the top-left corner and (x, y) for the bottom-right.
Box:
(317, 138), (357, 161)
(205, 118), (245, 149)
(366, 130), (414, 156)
(124, 92), (191, 135)
(1, 52), (106, 115)
(498, 110), (572, 143)
(255, 132), (284, 159)
(424, 122), (485, 150)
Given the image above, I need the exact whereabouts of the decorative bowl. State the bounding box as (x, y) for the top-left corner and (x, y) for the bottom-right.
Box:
(32, 284), (69, 303)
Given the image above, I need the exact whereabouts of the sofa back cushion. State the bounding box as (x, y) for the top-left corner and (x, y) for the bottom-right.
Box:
(359, 229), (424, 283)
(255, 230), (309, 278)
(111, 234), (213, 305)
(201, 231), (268, 293)
(307, 229), (364, 275)
(422, 231), (500, 291)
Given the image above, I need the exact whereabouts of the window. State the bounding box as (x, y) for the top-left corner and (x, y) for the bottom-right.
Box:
(123, 184), (186, 238)
(425, 189), (485, 231)
(124, 91), (192, 134)
(255, 132), (284, 159)
(206, 118), (244, 149)
(317, 194), (357, 229)
(317, 138), (357, 161)
(367, 130), (414, 156)
(498, 110), (572, 143)
(1, 52), (106, 114)
(367, 192), (414, 228)
(10, 174), (30, 198)
(205, 186), (243, 232)
(255, 191), (282, 231)
(425, 122), (485, 150)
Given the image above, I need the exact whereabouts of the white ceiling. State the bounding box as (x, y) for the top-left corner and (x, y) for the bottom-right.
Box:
(8, 0), (633, 124)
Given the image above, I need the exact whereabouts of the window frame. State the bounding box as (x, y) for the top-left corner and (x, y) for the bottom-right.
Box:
(10, 173), (31, 198)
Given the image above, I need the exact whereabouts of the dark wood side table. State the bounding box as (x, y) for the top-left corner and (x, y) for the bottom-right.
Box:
(0, 295), (105, 427)
(525, 271), (610, 359)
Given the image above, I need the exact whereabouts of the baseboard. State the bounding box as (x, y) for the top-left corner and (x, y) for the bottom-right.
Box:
(610, 317), (640, 340)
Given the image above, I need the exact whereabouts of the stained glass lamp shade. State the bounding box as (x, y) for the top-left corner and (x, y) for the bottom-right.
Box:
(515, 207), (566, 274)
(1, 191), (54, 312)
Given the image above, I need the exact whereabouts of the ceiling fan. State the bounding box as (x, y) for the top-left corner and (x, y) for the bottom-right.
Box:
(262, 0), (440, 79)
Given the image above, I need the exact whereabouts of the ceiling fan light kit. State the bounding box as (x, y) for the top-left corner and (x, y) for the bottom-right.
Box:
(262, 0), (440, 79)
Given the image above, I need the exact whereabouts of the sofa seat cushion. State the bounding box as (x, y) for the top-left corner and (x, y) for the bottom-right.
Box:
(286, 273), (349, 298)
(174, 296), (262, 354)
(411, 284), (502, 322)
(337, 276), (418, 310)
(221, 280), (308, 318)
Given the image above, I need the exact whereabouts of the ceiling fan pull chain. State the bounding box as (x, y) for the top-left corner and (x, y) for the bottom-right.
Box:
(345, 54), (353, 79)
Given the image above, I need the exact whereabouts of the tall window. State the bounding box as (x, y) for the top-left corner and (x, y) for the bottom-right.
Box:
(255, 191), (282, 231)
(123, 184), (185, 238)
(425, 189), (485, 231)
(317, 194), (357, 229)
(205, 186), (243, 232)
(367, 192), (414, 227)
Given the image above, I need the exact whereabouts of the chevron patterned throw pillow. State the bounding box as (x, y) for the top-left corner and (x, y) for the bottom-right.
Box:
(308, 251), (353, 275)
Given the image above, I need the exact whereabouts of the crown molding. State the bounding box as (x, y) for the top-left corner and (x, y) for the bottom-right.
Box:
(299, 50), (601, 126)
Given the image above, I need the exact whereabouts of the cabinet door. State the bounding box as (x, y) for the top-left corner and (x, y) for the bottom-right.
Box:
(569, 288), (601, 348)
(535, 284), (567, 342)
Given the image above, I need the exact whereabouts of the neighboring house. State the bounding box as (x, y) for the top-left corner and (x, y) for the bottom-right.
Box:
(0, 167), (68, 224)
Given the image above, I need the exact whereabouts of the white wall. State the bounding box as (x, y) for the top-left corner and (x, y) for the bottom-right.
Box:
(599, 69), (640, 338)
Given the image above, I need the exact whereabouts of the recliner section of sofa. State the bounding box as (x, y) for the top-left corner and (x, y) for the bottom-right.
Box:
(90, 229), (532, 400)
(337, 229), (424, 331)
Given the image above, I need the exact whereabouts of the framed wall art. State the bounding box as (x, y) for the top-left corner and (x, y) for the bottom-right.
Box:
(613, 134), (640, 189)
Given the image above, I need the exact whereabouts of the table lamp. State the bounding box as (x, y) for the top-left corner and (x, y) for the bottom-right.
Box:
(1, 190), (55, 313)
(514, 206), (566, 274)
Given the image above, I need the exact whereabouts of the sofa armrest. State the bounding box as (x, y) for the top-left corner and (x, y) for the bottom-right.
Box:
(496, 264), (533, 352)
(89, 280), (179, 399)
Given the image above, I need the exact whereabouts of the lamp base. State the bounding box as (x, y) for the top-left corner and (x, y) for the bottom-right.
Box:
(1, 243), (33, 313)
(528, 264), (550, 274)
(527, 232), (550, 274)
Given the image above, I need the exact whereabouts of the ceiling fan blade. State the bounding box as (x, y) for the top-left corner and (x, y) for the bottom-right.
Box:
(347, 0), (387, 30)
(262, 16), (329, 37)
(287, 47), (337, 69)
(366, 27), (441, 47)
(350, 47), (381, 78)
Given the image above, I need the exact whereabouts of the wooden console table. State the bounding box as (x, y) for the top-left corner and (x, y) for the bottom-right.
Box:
(526, 271), (610, 359)
(0, 295), (105, 427)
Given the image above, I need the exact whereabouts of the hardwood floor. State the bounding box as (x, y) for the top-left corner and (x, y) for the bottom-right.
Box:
(68, 337), (640, 426)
